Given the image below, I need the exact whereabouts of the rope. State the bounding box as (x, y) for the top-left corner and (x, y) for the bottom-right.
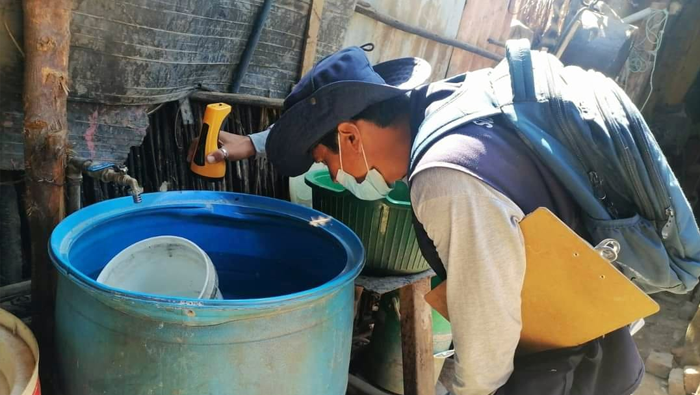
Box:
(3, 17), (24, 58)
(640, 9), (668, 111)
(621, 9), (669, 111)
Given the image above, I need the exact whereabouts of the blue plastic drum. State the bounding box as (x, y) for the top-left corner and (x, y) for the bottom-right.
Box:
(50, 191), (364, 395)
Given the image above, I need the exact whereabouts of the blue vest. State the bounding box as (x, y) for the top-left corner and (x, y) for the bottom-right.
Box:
(407, 75), (644, 395)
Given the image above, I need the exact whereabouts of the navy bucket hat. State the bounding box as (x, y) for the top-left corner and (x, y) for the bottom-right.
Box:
(266, 46), (431, 177)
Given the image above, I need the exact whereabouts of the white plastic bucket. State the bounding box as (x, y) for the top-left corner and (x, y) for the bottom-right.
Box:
(97, 236), (222, 299)
(289, 163), (328, 208)
(0, 308), (40, 395)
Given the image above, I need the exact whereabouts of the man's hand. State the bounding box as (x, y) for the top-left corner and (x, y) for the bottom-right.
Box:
(187, 130), (256, 164)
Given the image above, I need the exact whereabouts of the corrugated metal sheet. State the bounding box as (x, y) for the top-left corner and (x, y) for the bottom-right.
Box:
(342, 0), (467, 81)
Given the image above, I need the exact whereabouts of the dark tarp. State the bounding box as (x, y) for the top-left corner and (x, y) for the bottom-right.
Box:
(0, 0), (354, 169)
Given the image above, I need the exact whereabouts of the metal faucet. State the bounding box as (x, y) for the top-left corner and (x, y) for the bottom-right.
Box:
(67, 159), (144, 212)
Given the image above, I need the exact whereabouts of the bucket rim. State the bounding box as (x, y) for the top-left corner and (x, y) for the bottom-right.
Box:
(96, 235), (217, 300)
(304, 169), (411, 208)
(49, 191), (365, 308)
(0, 308), (40, 395)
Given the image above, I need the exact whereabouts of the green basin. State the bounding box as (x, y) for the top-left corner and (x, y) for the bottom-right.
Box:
(362, 277), (452, 394)
(305, 170), (430, 275)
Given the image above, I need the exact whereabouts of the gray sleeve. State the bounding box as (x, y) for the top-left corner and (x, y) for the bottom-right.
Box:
(248, 128), (270, 158)
(410, 167), (526, 395)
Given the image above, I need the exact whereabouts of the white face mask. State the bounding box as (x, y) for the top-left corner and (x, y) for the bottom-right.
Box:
(335, 134), (392, 201)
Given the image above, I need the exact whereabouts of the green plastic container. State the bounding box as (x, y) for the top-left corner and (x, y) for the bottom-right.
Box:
(305, 170), (430, 275)
(362, 278), (453, 394)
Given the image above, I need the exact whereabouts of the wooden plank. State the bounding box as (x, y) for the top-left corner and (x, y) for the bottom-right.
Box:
(301, 0), (326, 76)
(658, 0), (700, 108)
(399, 277), (434, 395)
(477, 0), (513, 70)
(190, 91), (285, 109)
(664, 32), (700, 106)
(463, 0), (498, 71)
(447, 0), (512, 75)
(343, 0), (465, 81)
(643, 0), (700, 114)
(354, 1), (502, 62)
(22, 1), (72, 393)
(355, 270), (435, 295)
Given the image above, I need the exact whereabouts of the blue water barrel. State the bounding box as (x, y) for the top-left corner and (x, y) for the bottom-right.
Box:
(50, 192), (364, 395)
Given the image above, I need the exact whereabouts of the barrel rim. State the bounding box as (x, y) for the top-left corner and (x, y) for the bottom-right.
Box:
(49, 191), (365, 308)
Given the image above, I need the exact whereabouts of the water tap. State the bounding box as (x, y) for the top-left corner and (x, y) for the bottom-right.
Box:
(70, 159), (144, 203)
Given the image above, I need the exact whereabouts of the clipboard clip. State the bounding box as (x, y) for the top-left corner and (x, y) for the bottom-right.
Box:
(595, 239), (621, 262)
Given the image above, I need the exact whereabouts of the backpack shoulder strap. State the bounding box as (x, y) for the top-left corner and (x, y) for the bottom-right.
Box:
(409, 69), (501, 175)
(505, 39), (537, 103)
(410, 39), (539, 175)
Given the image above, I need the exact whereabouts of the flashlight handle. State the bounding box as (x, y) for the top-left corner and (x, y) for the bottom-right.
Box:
(190, 103), (232, 179)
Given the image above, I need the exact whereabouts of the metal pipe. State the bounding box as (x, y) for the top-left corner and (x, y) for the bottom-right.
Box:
(622, 7), (656, 24)
(355, 1), (503, 62)
(66, 161), (83, 214)
(231, 0), (275, 92)
(488, 38), (506, 48)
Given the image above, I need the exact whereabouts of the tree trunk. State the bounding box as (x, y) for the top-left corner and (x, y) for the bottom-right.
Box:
(22, 0), (72, 393)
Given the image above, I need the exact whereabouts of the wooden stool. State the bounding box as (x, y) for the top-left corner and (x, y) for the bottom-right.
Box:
(355, 270), (436, 395)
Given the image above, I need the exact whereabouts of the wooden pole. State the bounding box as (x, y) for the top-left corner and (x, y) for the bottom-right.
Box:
(355, 1), (503, 62)
(301, 0), (326, 76)
(22, 0), (72, 392)
(399, 278), (435, 395)
(642, 0), (700, 116)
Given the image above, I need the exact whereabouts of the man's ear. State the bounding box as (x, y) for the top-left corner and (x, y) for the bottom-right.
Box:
(337, 121), (362, 154)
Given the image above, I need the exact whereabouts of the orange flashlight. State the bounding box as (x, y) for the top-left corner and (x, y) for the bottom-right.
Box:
(190, 103), (232, 179)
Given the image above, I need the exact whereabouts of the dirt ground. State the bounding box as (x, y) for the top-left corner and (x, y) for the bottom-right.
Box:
(633, 292), (698, 395)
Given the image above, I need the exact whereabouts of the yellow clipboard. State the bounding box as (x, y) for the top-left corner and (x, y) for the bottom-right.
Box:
(425, 207), (660, 354)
